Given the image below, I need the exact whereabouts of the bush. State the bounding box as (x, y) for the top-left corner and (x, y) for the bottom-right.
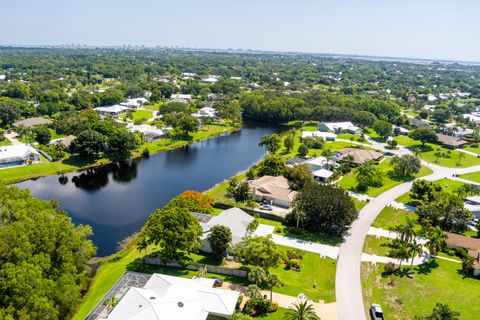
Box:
(236, 295), (244, 310)
(286, 248), (304, 260)
(142, 148), (150, 158)
(383, 261), (396, 274)
(285, 258), (301, 270)
(268, 302), (279, 312)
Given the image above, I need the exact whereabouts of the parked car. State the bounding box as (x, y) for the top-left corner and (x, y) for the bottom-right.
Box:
(210, 277), (223, 287)
(370, 304), (384, 320)
(383, 152), (394, 157)
(259, 204), (273, 210)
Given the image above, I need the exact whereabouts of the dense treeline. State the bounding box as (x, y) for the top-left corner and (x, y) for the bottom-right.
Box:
(0, 184), (96, 319)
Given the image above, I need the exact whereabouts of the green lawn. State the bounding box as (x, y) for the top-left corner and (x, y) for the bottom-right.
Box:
(363, 235), (391, 257)
(353, 198), (367, 211)
(337, 159), (433, 197)
(463, 144), (480, 155)
(395, 178), (469, 205)
(132, 109), (153, 122)
(0, 138), (11, 146)
(142, 103), (161, 111)
(362, 259), (480, 320)
(394, 136), (480, 168)
(272, 246), (336, 303)
(371, 207), (417, 230)
(459, 171), (480, 183)
(337, 133), (371, 144)
(49, 128), (66, 140)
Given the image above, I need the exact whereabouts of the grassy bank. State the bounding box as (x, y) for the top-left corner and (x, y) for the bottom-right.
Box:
(0, 125), (237, 185)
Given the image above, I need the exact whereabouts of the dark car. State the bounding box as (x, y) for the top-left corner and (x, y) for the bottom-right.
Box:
(383, 152), (394, 157)
(370, 304), (384, 320)
(210, 277), (224, 287)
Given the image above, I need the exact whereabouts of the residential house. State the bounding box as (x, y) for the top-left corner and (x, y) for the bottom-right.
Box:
(334, 148), (383, 165)
(120, 97), (149, 108)
(436, 134), (468, 149)
(304, 156), (334, 183)
(393, 125), (409, 135)
(202, 76), (220, 83)
(13, 117), (53, 128)
(181, 72), (196, 80)
(463, 113), (480, 124)
(318, 121), (362, 135)
(129, 124), (169, 142)
(409, 118), (430, 129)
(445, 232), (480, 276)
(301, 130), (337, 141)
(249, 175), (297, 208)
(199, 207), (254, 253)
(192, 107), (218, 120)
(312, 169), (334, 183)
(285, 157), (306, 167)
(464, 196), (480, 219)
(170, 94), (193, 102)
(94, 105), (129, 118)
(0, 144), (40, 166)
(50, 135), (76, 148)
(304, 156), (329, 171)
(444, 124), (474, 139)
(100, 273), (239, 320)
(423, 105), (436, 112)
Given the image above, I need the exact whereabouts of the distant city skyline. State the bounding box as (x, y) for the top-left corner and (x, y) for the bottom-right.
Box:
(2, 0), (479, 62)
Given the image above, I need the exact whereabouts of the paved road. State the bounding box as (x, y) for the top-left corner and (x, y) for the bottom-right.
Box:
(335, 141), (480, 320)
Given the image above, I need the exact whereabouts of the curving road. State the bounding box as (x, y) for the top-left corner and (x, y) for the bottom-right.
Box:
(335, 141), (480, 320)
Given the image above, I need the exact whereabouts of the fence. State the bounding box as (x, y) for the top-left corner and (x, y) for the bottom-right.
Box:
(144, 257), (248, 278)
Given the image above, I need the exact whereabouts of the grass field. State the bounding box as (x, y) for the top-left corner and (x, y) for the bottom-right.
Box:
(132, 109), (153, 122)
(395, 178), (469, 205)
(371, 206), (417, 230)
(337, 159), (432, 197)
(363, 235), (391, 257)
(394, 136), (480, 168)
(459, 171), (480, 183)
(362, 259), (480, 320)
(0, 138), (11, 146)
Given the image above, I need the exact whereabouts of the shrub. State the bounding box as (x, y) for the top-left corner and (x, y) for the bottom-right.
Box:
(285, 258), (301, 270)
(383, 261), (396, 274)
(142, 148), (150, 158)
(286, 248), (304, 260)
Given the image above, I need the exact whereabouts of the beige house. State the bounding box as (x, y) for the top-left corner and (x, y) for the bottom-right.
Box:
(249, 175), (297, 208)
(335, 148), (383, 165)
(13, 117), (53, 128)
(436, 134), (468, 149)
(446, 232), (480, 276)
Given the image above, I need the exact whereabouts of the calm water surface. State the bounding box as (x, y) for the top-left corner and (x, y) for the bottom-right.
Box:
(16, 124), (277, 256)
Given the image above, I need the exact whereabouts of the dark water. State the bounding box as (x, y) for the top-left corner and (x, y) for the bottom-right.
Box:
(15, 124), (277, 256)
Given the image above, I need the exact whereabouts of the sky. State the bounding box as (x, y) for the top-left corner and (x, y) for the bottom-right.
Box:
(2, 0), (480, 62)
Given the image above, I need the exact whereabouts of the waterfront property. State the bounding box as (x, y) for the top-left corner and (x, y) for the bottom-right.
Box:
(301, 130), (337, 141)
(0, 144), (40, 167)
(199, 207), (254, 253)
(249, 175), (297, 208)
(318, 121), (362, 134)
(98, 273), (238, 320)
(128, 124), (169, 142)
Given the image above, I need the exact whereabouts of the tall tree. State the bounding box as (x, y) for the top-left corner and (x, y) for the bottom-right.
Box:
(390, 154), (422, 177)
(259, 134), (281, 154)
(207, 225), (232, 259)
(409, 127), (438, 146)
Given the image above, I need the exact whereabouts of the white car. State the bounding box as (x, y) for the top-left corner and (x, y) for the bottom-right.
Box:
(259, 204), (273, 211)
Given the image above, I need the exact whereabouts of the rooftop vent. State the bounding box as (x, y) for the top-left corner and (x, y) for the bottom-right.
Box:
(178, 302), (184, 308)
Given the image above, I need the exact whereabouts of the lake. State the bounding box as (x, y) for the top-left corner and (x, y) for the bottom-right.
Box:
(15, 123), (278, 256)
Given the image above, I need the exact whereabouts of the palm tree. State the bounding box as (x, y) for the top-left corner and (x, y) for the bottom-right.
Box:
(457, 151), (465, 166)
(283, 299), (319, 320)
(426, 226), (447, 256)
(248, 266), (266, 286)
(259, 134), (281, 154)
(407, 241), (423, 267)
(391, 218), (417, 243)
(389, 239), (410, 270)
(264, 273), (282, 303)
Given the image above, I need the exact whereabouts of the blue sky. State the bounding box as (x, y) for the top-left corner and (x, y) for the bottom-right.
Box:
(2, 0), (479, 61)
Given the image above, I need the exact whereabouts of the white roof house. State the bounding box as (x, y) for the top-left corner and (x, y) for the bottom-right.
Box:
(465, 196), (480, 219)
(0, 75), (6, 80)
(393, 125), (410, 135)
(423, 105), (436, 112)
(301, 130), (337, 141)
(319, 122), (362, 134)
(463, 113), (480, 124)
(101, 274), (239, 320)
(121, 98), (149, 108)
(171, 94), (193, 101)
(0, 144), (40, 166)
(312, 169), (334, 181)
(202, 77), (219, 83)
(193, 107), (217, 119)
(94, 105), (129, 117)
(129, 125), (168, 142)
(200, 207), (254, 253)
(304, 156), (329, 171)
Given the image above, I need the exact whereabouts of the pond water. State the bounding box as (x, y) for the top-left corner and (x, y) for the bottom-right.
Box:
(16, 123), (278, 256)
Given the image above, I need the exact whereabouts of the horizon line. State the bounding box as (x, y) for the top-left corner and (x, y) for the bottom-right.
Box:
(1, 43), (479, 66)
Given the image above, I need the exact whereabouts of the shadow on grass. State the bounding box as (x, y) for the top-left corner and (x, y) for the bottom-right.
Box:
(409, 144), (434, 153)
(283, 227), (344, 246)
(415, 259), (439, 275)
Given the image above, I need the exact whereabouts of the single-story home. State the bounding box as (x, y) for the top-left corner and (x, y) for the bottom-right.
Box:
(50, 135), (76, 148)
(335, 148), (383, 165)
(13, 117), (53, 128)
(202, 76), (219, 83)
(423, 105), (436, 112)
(444, 124), (474, 139)
(318, 121), (362, 135)
(463, 113), (480, 124)
(393, 125), (409, 135)
(445, 232), (480, 276)
(312, 168), (334, 183)
(436, 134), (468, 149)
(200, 207), (254, 254)
(410, 118), (430, 128)
(249, 175), (297, 208)
(0, 144), (40, 166)
(94, 105), (130, 117)
(101, 273), (239, 320)
(304, 156), (329, 171)
(129, 124), (169, 142)
(192, 107), (218, 120)
(120, 97), (149, 108)
(285, 157), (306, 167)
(170, 94), (193, 102)
(301, 130), (337, 141)
(464, 196), (480, 219)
